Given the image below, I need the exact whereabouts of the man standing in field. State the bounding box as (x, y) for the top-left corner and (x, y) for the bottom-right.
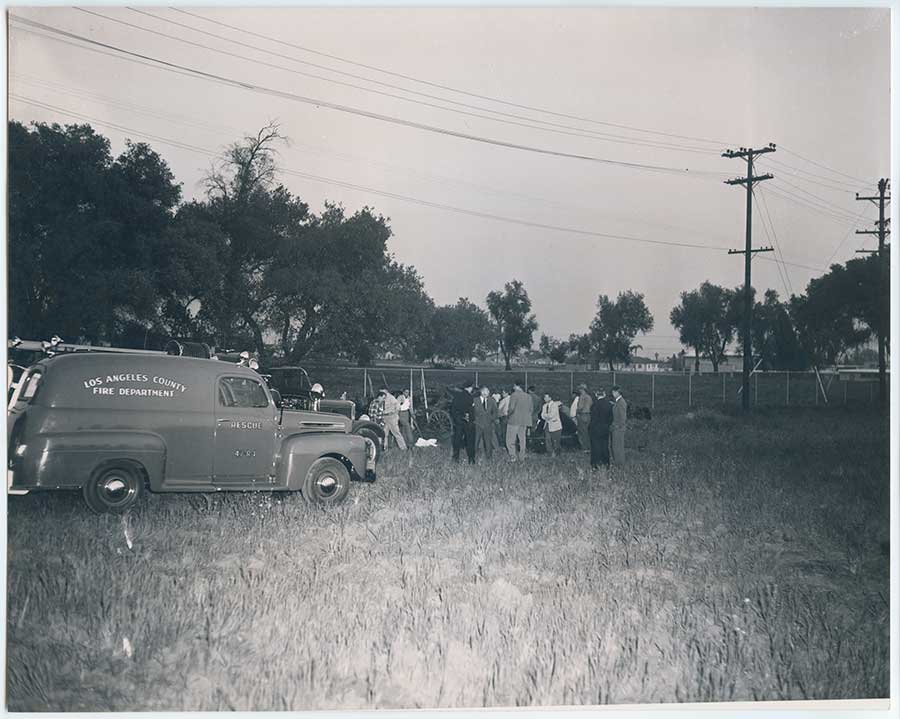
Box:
(610, 385), (628, 466)
(450, 383), (476, 464)
(398, 388), (416, 447)
(589, 388), (613, 470)
(471, 386), (498, 461)
(497, 388), (511, 447)
(380, 388), (408, 452)
(506, 382), (532, 462)
(540, 392), (563, 457)
(575, 384), (593, 453)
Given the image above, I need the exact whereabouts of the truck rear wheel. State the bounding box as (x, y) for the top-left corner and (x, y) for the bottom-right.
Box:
(302, 458), (350, 506)
(83, 463), (143, 514)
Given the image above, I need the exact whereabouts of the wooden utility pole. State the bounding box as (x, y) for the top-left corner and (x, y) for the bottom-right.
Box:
(723, 144), (776, 412)
(855, 178), (891, 406)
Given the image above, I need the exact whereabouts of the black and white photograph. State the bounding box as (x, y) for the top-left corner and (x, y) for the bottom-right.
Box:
(2, 4), (895, 712)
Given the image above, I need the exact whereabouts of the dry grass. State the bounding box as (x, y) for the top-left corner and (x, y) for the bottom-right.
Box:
(5, 407), (889, 710)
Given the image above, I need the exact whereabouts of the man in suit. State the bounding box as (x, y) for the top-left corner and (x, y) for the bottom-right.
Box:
(610, 385), (628, 466)
(450, 383), (476, 464)
(575, 384), (594, 454)
(471, 386), (499, 461)
(589, 388), (614, 470)
(505, 381), (533, 462)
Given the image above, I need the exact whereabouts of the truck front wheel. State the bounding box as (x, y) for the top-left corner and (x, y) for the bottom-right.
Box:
(302, 458), (350, 506)
(355, 427), (382, 463)
(83, 463), (144, 514)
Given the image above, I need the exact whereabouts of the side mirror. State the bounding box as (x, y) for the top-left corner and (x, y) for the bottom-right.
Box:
(270, 389), (282, 408)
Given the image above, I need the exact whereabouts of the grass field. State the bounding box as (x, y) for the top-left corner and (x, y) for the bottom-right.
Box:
(5, 407), (890, 710)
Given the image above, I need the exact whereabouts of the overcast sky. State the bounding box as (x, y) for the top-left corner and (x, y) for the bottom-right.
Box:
(7, 6), (891, 358)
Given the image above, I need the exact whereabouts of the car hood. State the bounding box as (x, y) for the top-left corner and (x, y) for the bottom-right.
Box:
(279, 409), (352, 435)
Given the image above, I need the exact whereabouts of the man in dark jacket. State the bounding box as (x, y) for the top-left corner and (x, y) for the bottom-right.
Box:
(471, 386), (498, 461)
(589, 388), (614, 470)
(449, 383), (476, 464)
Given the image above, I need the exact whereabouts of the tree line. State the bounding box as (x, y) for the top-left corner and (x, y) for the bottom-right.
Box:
(7, 121), (888, 371)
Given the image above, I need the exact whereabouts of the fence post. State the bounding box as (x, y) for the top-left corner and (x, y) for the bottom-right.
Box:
(843, 379), (847, 405)
(754, 373), (758, 405)
(722, 373), (726, 403)
(570, 371), (574, 394)
(410, 368), (414, 399)
(363, 367), (368, 398)
(612, 369), (616, 386)
(688, 372), (692, 407)
(475, 370), (479, 387)
(815, 374), (818, 405)
(524, 370), (528, 389)
(869, 382), (874, 404)
(651, 373), (655, 410)
(786, 371), (790, 406)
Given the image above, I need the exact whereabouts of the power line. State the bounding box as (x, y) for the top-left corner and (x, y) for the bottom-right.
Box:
(12, 92), (830, 275)
(764, 185), (872, 226)
(172, 6), (735, 148)
(759, 157), (859, 193)
(779, 145), (870, 185)
(8, 15), (731, 179)
(76, 7), (717, 155)
(771, 175), (861, 220)
(753, 186), (793, 296)
(9, 94), (736, 253)
(119, 7), (720, 156)
(14, 73), (742, 247)
(823, 206), (872, 266)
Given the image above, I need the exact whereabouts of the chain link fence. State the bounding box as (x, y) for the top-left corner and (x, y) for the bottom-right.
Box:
(282, 365), (879, 413)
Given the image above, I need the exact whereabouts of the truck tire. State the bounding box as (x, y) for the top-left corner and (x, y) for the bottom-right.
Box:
(302, 457), (350, 506)
(83, 463), (144, 514)
(355, 427), (381, 463)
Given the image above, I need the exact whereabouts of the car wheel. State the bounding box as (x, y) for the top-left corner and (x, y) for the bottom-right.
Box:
(83, 463), (144, 514)
(302, 457), (351, 506)
(429, 410), (453, 441)
(356, 427), (381, 463)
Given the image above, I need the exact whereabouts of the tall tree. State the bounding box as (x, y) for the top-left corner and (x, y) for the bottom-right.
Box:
(486, 280), (539, 371)
(539, 334), (569, 366)
(196, 124), (309, 360)
(7, 121), (181, 343)
(589, 291), (654, 371)
(428, 298), (494, 364)
(669, 282), (736, 373)
(751, 289), (805, 371)
(790, 260), (878, 367)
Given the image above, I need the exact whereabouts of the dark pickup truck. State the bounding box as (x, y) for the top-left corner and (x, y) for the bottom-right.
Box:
(7, 353), (376, 513)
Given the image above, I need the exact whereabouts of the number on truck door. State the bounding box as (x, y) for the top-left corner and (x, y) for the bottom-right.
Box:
(213, 376), (279, 486)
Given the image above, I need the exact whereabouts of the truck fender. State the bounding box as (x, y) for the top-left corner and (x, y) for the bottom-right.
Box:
(13, 431), (166, 491)
(278, 432), (368, 490)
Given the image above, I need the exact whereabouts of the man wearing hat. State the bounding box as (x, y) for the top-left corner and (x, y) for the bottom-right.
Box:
(575, 384), (593, 454)
(449, 382), (476, 463)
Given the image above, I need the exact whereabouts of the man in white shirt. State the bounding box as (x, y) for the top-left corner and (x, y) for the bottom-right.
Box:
(380, 388), (408, 451)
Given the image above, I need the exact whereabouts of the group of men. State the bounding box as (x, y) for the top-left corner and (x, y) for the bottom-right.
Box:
(448, 381), (627, 469)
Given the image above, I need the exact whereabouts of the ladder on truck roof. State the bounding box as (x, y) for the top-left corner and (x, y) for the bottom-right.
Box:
(7, 337), (213, 358)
